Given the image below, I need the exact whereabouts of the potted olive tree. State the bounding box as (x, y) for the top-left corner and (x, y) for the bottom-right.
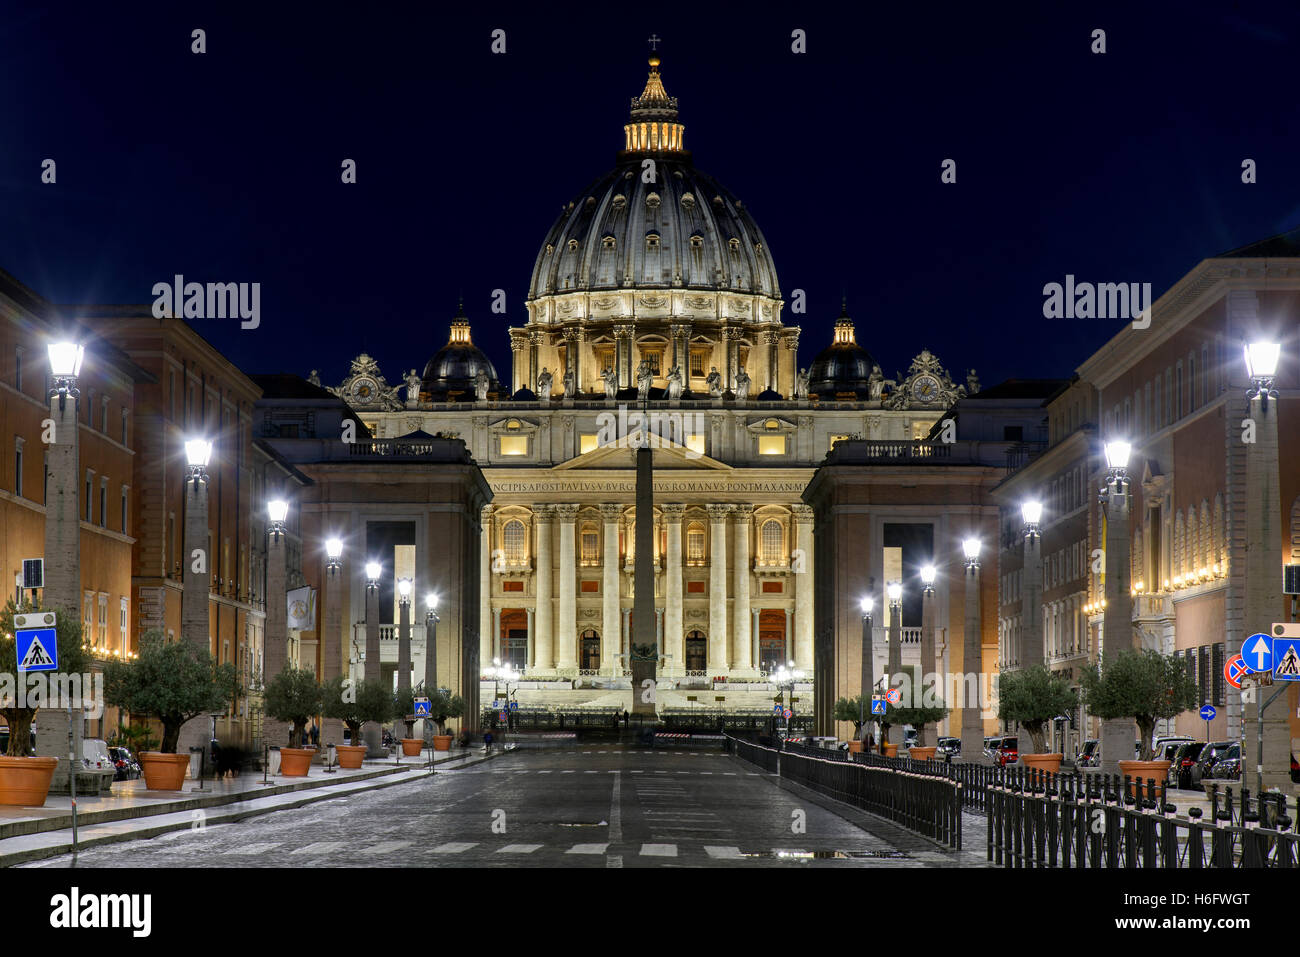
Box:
(833, 696), (875, 753)
(0, 600), (91, 806)
(321, 676), (391, 769)
(393, 685), (425, 756)
(997, 664), (1079, 774)
(103, 629), (240, 791)
(1080, 647), (1199, 778)
(422, 686), (464, 751)
(263, 667), (323, 777)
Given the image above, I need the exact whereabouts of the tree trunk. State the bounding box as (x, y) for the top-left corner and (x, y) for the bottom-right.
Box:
(292, 721), (306, 748)
(404, 720), (414, 738)
(1027, 722), (1047, 755)
(1, 709), (35, 757)
(1137, 717), (1155, 761)
(161, 721), (182, 754)
(346, 720), (361, 745)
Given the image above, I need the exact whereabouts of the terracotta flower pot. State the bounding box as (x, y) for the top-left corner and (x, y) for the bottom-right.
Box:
(401, 738), (423, 756)
(847, 740), (863, 754)
(908, 746), (937, 761)
(1022, 752), (1063, 775)
(139, 752), (192, 791)
(279, 747), (315, 777)
(432, 735), (452, 752)
(0, 755), (59, 806)
(335, 745), (366, 769)
(1118, 759), (1170, 784)
(882, 743), (898, 758)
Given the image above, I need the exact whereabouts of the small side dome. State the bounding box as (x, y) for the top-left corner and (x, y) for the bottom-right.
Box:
(511, 387), (538, 402)
(419, 303), (502, 402)
(807, 299), (877, 400)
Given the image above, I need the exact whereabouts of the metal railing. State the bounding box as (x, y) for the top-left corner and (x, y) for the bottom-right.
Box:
(727, 735), (962, 849)
(985, 766), (1298, 868)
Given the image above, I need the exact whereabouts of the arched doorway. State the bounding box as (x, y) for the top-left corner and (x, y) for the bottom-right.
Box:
(758, 610), (787, 673)
(685, 630), (707, 672)
(580, 628), (601, 671)
(499, 609), (528, 671)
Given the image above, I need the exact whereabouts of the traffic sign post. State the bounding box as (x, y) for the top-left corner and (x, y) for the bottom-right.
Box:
(871, 696), (886, 716)
(885, 687), (901, 706)
(14, 612), (58, 673)
(1242, 633), (1273, 674)
(414, 696), (431, 718)
(1200, 704), (1216, 743)
(1271, 633), (1300, 681)
(1224, 654), (1248, 690)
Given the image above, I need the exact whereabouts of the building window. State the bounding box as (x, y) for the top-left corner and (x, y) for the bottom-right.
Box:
(83, 592), (94, 643)
(101, 396), (110, 434)
(503, 520), (526, 565)
(685, 433), (705, 456)
(85, 470), (94, 522)
(499, 435), (528, 456)
(121, 486), (128, 533)
(580, 523), (599, 565)
(757, 434), (786, 456)
(99, 479), (107, 528)
(13, 438), (22, 499)
(690, 350), (706, 378)
(760, 520), (784, 565)
(97, 593), (108, 643)
(14, 348), (22, 392)
(119, 597), (129, 651)
(1175, 361), (1183, 419)
(580, 433), (599, 455)
(121, 408), (129, 445)
(686, 523), (706, 564)
(640, 350), (662, 375)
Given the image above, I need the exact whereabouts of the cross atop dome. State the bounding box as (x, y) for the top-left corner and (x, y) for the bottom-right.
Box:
(625, 54), (684, 153)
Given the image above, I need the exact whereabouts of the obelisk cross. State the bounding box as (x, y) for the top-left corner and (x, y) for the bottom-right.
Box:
(647, 34), (662, 51)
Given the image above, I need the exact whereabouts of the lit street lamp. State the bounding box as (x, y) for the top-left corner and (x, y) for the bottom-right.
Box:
(1243, 340), (1286, 791)
(859, 596), (873, 747)
(1099, 439), (1134, 774)
(919, 564), (938, 748)
(424, 593), (439, 697)
(362, 560), (383, 755)
(177, 436), (215, 756)
(960, 538), (984, 762)
(396, 578), (413, 697)
(1020, 500), (1043, 671)
(772, 660), (804, 743)
(322, 537), (345, 747)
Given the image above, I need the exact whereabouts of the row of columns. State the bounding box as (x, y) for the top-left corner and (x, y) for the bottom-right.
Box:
(479, 502), (815, 675)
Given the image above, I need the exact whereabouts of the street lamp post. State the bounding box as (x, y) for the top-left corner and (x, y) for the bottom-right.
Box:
(886, 581), (903, 746)
(1099, 440), (1135, 774)
(960, 538), (985, 764)
(772, 660), (804, 743)
(920, 564), (937, 748)
(396, 578), (412, 697)
(424, 593), (439, 692)
(321, 538), (345, 747)
(362, 560), (382, 756)
(40, 342), (85, 783)
(263, 498), (291, 749)
(1243, 342), (1287, 793)
(178, 439), (214, 756)
(1020, 500), (1044, 672)
(860, 596), (874, 747)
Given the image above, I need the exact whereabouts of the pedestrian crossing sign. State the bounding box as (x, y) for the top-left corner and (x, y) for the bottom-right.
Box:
(16, 627), (58, 673)
(1272, 638), (1300, 681)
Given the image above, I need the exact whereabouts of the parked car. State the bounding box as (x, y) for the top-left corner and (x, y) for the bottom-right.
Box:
(1211, 744), (1241, 779)
(1152, 735), (1194, 760)
(987, 735), (1019, 767)
(1169, 742), (1206, 788)
(108, 746), (141, 781)
(1293, 753), (1300, 785)
(937, 736), (960, 757)
(1196, 741), (1235, 783)
(903, 727), (919, 749)
(1076, 739), (1099, 767)
(82, 739), (114, 773)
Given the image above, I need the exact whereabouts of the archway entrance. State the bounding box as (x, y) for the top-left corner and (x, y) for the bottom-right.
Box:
(500, 609), (528, 671)
(758, 609), (787, 672)
(685, 631), (707, 672)
(580, 628), (601, 670)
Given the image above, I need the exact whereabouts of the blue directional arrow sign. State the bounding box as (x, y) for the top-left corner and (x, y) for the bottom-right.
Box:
(15, 627), (58, 673)
(1272, 637), (1300, 681)
(1242, 633), (1273, 674)
(1199, 705), (1216, 721)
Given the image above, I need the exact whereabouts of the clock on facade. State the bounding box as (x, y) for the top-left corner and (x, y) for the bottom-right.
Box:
(351, 378), (377, 400)
(913, 375), (940, 402)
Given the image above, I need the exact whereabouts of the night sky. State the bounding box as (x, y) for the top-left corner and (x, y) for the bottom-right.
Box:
(4, 3), (1298, 390)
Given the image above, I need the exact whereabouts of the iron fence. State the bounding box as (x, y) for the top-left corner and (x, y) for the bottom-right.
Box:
(986, 766), (1299, 868)
(726, 735), (962, 849)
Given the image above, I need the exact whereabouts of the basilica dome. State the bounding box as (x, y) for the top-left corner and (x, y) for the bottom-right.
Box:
(808, 302), (878, 400)
(527, 58), (780, 301)
(419, 306), (501, 402)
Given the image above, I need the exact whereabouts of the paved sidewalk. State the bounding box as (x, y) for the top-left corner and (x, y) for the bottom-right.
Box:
(0, 747), (499, 867)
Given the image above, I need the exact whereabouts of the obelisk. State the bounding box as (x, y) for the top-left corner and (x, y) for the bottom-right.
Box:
(631, 440), (658, 716)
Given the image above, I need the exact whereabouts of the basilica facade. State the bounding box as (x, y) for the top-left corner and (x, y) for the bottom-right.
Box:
(313, 58), (977, 708)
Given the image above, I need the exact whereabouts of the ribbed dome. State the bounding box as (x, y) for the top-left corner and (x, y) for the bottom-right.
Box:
(808, 303), (876, 400)
(527, 58), (780, 302)
(420, 306), (501, 402)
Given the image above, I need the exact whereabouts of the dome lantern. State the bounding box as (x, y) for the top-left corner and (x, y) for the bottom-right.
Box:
(624, 57), (685, 154)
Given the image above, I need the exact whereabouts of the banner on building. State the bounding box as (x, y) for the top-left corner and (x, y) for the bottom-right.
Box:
(287, 585), (317, 630)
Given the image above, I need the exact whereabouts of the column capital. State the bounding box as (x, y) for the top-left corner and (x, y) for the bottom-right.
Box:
(731, 504), (754, 522)
(481, 504), (494, 521)
(562, 325), (585, 342)
(554, 503), (580, 522)
(722, 327), (745, 341)
(599, 503), (625, 522)
(613, 322), (635, 341)
(705, 503), (732, 522)
(533, 504), (556, 522)
(661, 503), (688, 521)
(669, 321), (693, 337)
(791, 504), (814, 524)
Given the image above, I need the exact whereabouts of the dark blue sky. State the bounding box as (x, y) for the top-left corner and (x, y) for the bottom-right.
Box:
(4, 3), (1298, 389)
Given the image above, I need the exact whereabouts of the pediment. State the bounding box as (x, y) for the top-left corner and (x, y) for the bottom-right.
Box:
(555, 432), (731, 471)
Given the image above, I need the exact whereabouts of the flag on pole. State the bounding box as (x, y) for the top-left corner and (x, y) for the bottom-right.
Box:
(287, 585), (317, 630)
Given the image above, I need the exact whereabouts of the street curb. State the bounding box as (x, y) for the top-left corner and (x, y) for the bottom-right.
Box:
(0, 748), (502, 868)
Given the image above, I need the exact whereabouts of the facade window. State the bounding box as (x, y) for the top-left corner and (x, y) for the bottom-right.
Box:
(503, 520), (526, 565)
(99, 479), (107, 528)
(499, 435), (528, 456)
(1175, 361), (1183, 419)
(686, 523), (706, 564)
(85, 470), (94, 522)
(580, 523), (599, 564)
(83, 592), (94, 643)
(97, 593), (108, 642)
(1188, 354), (1196, 412)
(1154, 377), (1162, 430)
(1201, 344), (1210, 406)
(579, 433), (599, 455)
(121, 486), (128, 533)
(119, 597), (129, 651)
(690, 350), (706, 378)
(14, 348), (22, 392)
(101, 396), (110, 434)
(757, 435), (786, 456)
(760, 520), (784, 565)
(121, 408), (129, 445)
(1165, 369), (1172, 424)
(13, 438), (22, 499)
